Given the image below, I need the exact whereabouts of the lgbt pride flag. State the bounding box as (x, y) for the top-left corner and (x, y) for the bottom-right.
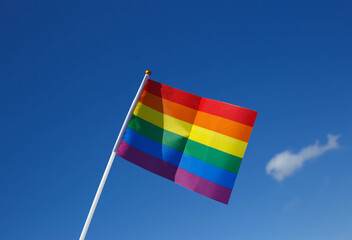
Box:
(117, 79), (257, 204)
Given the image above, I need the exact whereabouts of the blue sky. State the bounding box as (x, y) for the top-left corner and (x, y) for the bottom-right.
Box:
(1, 1), (351, 239)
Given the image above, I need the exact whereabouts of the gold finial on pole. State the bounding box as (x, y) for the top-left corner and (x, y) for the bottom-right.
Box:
(145, 70), (152, 76)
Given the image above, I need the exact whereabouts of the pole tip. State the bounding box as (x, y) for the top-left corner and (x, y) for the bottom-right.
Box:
(145, 70), (152, 76)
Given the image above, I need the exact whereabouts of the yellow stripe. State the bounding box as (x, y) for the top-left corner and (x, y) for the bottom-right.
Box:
(134, 102), (193, 138)
(134, 102), (247, 158)
(189, 125), (247, 158)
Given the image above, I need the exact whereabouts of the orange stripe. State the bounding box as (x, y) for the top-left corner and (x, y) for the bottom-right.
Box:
(145, 79), (257, 126)
(139, 89), (198, 124)
(139, 90), (253, 142)
(194, 111), (253, 142)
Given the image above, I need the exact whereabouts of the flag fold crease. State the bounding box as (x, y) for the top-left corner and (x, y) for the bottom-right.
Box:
(117, 79), (257, 204)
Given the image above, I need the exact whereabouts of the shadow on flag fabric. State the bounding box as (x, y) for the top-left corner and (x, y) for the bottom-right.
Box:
(117, 79), (257, 204)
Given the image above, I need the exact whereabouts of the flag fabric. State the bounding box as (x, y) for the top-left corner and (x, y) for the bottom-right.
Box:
(117, 79), (257, 204)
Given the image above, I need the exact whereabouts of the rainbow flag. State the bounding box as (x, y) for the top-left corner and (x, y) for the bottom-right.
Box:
(117, 79), (257, 204)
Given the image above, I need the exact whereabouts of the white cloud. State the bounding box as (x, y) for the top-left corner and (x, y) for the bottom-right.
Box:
(266, 134), (341, 181)
(283, 197), (298, 211)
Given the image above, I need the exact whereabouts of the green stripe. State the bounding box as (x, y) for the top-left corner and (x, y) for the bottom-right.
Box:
(183, 140), (242, 174)
(128, 114), (188, 152)
(128, 115), (243, 174)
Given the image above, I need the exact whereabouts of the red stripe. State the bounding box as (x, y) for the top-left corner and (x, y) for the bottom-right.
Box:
(144, 79), (202, 110)
(144, 79), (257, 127)
(199, 98), (257, 127)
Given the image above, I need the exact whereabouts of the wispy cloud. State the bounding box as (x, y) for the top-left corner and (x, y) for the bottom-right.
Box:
(283, 197), (298, 212)
(266, 134), (341, 181)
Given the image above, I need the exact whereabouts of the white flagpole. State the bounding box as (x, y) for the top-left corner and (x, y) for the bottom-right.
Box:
(79, 70), (152, 240)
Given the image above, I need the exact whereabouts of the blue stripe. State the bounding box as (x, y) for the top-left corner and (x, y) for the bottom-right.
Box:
(123, 127), (183, 166)
(178, 154), (237, 189)
(123, 127), (237, 188)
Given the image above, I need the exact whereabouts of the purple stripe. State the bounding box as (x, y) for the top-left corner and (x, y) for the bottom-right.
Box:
(117, 140), (232, 204)
(117, 140), (178, 181)
(175, 168), (232, 204)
